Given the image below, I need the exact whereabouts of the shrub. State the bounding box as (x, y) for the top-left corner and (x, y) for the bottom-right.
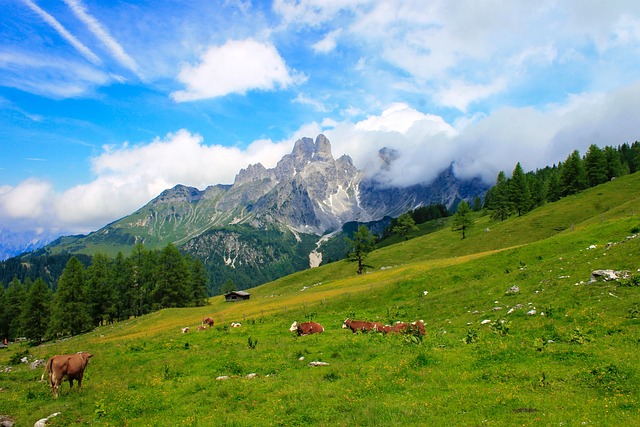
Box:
(490, 319), (510, 336)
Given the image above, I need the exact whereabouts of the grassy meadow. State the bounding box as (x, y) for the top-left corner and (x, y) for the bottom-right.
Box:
(1, 173), (640, 426)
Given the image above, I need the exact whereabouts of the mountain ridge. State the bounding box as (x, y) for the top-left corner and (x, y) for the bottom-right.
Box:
(7, 135), (488, 291)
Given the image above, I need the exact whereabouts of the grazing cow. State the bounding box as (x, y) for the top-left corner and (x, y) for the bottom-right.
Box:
(42, 352), (93, 398)
(382, 322), (407, 334)
(230, 322), (242, 328)
(202, 317), (215, 327)
(181, 327), (190, 333)
(342, 318), (381, 333)
(408, 320), (426, 336)
(289, 321), (324, 336)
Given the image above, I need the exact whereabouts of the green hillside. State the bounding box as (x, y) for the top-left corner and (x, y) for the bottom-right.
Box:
(1, 173), (640, 426)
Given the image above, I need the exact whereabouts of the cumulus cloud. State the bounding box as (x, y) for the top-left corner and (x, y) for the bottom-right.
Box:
(172, 39), (304, 101)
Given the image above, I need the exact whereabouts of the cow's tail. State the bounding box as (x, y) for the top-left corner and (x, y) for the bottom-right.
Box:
(41, 358), (52, 382)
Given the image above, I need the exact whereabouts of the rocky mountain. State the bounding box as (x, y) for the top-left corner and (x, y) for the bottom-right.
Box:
(17, 135), (488, 293)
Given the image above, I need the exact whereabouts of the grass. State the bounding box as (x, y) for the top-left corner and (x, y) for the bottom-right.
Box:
(1, 173), (640, 426)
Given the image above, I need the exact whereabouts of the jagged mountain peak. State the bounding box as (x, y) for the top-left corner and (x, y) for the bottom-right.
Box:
(291, 134), (333, 162)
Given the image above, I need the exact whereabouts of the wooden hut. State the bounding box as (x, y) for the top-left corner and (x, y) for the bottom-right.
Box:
(224, 291), (250, 302)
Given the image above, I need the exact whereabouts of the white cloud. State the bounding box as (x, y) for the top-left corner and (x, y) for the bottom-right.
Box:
(0, 179), (52, 220)
(172, 39), (303, 101)
(312, 29), (342, 53)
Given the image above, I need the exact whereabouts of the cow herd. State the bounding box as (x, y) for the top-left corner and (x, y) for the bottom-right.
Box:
(39, 317), (424, 397)
(290, 318), (426, 337)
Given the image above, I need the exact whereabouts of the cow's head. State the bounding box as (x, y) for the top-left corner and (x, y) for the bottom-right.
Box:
(342, 318), (350, 329)
(289, 321), (299, 332)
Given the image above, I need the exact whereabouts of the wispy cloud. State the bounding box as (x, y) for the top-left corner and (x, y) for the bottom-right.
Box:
(21, 0), (101, 65)
(62, 0), (143, 79)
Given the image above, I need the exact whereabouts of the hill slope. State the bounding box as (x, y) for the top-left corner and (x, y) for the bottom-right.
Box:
(1, 173), (639, 426)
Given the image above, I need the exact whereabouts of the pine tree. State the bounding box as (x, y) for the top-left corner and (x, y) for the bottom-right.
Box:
(560, 150), (587, 196)
(528, 173), (547, 208)
(4, 278), (26, 340)
(509, 162), (532, 216)
(452, 200), (474, 239)
(546, 167), (562, 202)
(20, 278), (51, 342)
(112, 252), (133, 321)
(85, 253), (115, 326)
(604, 146), (628, 180)
(50, 256), (91, 337)
(153, 244), (190, 308)
(472, 196), (483, 212)
(0, 286), (8, 343)
(584, 144), (608, 187)
(392, 213), (418, 240)
(188, 256), (209, 306)
(345, 225), (377, 275)
(488, 171), (511, 221)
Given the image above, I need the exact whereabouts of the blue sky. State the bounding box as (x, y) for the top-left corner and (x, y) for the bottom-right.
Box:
(2, 0), (640, 240)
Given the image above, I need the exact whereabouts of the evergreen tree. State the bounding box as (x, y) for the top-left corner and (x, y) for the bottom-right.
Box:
(222, 278), (237, 294)
(392, 213), (418, 240)
(20, 278), (51, 342)
(452, 200), (474, 239)
(112, 252), (133, 321)
(188, 256), (209, 306)
(560, 150), (587, 196)
(528, 173), (547, 208)
(50, 256), (91, 337)
(604, 146), (628, 180)
(0, 286), (8, 343)
(546, 168), (562, 202)
(584, 144), (608, 187)
(129, 244), (155, 317)
(85, 253), (115, 326)
(488, 171), (511, 221)
(153, 244), (190, 308)
(472, 196), (483, 212)
(4, 278), (26, 340)
(345, 225), (377, 275)
(509, 162), (532, 216)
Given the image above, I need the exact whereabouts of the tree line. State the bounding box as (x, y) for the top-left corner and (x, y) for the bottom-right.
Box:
(0, 243), (208, 343)
(484, 142), (640, 220)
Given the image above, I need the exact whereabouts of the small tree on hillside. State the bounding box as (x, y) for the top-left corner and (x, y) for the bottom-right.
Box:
(392, 213), (418, 240)
(452, 200), (474, 239)
(222, 279), (237, 294)
(345, 225), (377, 275)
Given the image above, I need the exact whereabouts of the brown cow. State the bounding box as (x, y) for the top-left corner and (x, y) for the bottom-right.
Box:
(408, 320), (425, 336)
(202, 317), (214, 327)
(42, 352), (93, 398)
(342, 318), (382, 333)
(382, 322), (408, 334)
(289, 321), (324, 336)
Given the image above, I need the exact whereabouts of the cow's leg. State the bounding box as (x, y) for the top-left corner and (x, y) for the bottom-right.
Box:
(77, 373), (84, 389)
